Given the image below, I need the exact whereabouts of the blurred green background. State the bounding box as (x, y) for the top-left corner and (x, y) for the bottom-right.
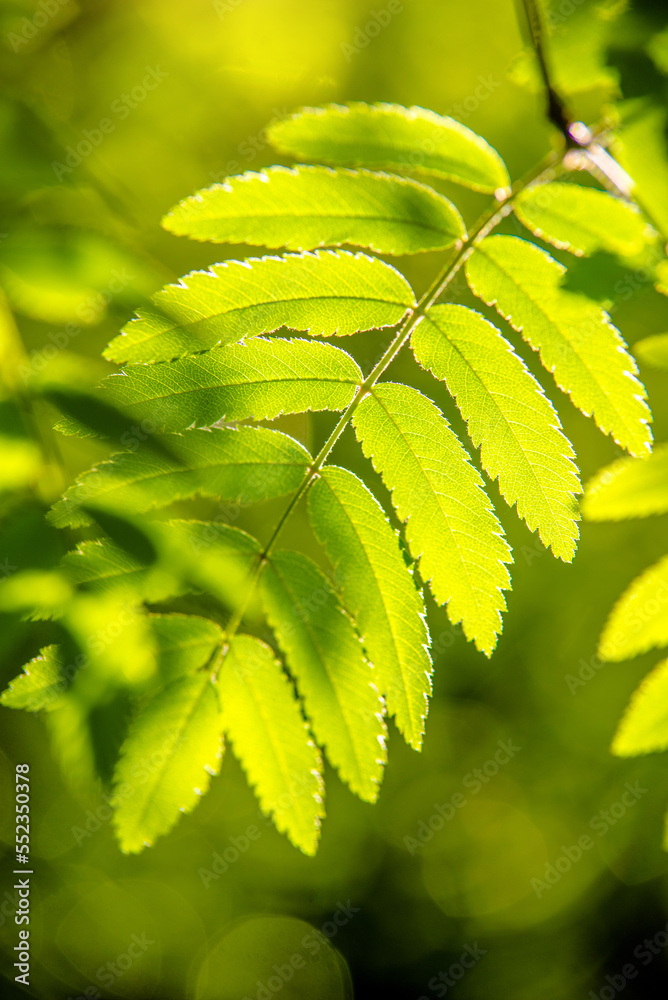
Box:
(1, 0), (668, 996)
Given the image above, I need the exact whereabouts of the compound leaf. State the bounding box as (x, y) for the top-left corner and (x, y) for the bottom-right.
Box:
(466, 235), (652, 457)
(218, 634), (324, 854)
(267, 102), (510, 193)
(413, 303), (581, 560)
(104, 250), (416, 363)
(308, 466), (432, 749)
(162, 165), (466, 256)
(352, 383), (512, 655)
(113, 672), (223, 852)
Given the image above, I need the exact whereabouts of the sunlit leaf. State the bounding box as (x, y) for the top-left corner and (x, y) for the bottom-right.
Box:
(162, 166), (466, 256)
(267, 102), (510, 193)
(514, 182), (650, 257)
(219, 634), (324, 854)
(113, 672), (223, 852)
(105, 250), (416, 363)
(352, 384), (512, 655)
(308, 466), (432, 749)
(261, 549), (387, 801)
(582, 446), (668, 520)
(413, 304), (581, 560)
(466, 235), (652, 457)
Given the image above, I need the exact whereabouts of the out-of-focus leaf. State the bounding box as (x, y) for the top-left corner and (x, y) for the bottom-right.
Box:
(48, 427), (311, 527)
(583, 446), (668, 520)
(634, 333), (668, 370)
(612, 659), (668, 756)
(599, 555), (668, 661)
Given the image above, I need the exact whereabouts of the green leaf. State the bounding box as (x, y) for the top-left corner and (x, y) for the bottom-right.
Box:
(0, 400), (41, 494)
(352, 384), (512, 655)
(656, 261), (668, 297)
(149, 613), (223, 681)
(267, 102), (510, 193)
(582, 446), (668, 521)
(91, 338), (362, 433)
(612, 659), (668, 756)
(48, 427), (311, 528)
(62, 536), (185, 601)
(1, 645), (65, 712)
(219, 634), (324, 854)
(413, 304), (581, 560)
(513, 183), (650, 257)
(162, 166), (466, 256)
(104, 250), (416, 363)
(614, 107), (668, 247)
(466, 235), (652, 457)
(113, 672), (223, 852)
(261, 549), (386, 801)
(307, 466), (432, 750)
(598, 556), (668, 661)
(0, 568), (72, 617)
(634, 334), (668, 371)
(62, 520), (261, 613)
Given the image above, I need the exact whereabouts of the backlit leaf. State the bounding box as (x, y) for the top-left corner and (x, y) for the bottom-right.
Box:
(352, 384), (512, 655)
(308, 466), (432, 749)
(162, 166), (466, 256)
(466, 235), (652, 457)
(113, 672), (223, 852)
(267, 102), (510, 193)
(413, 304), (581, 560)
(48, 427), (311, 527)
(105, 250), (416, 363)
(261, 549), (386, 801)
(514, 182), (650, 257)
(219, 634), (324, 854)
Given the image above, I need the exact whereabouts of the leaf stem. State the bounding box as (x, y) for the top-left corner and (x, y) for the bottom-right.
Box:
(211, 149), (566, 673)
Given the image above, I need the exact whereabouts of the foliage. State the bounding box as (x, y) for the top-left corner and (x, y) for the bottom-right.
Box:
(2, 91), (666, 856)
